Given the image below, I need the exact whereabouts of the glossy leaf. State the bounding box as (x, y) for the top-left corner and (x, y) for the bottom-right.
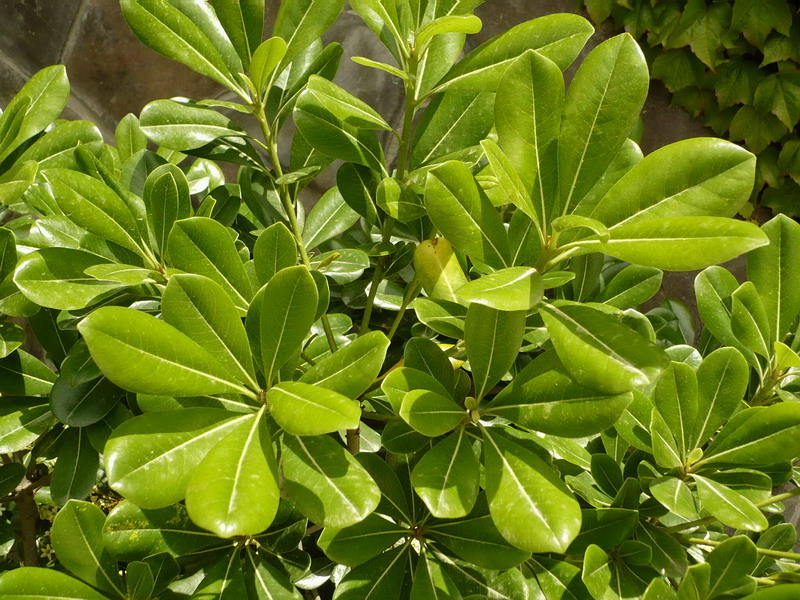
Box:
(268, 381), (360, 435)
(185, 411), (280, 537)
(50, 375), (121, 428)
(731, 281), (771, 358)
(274, 0), (344, 67)
(143, 164), (191, 258)
(0, 568), (108, 600)
(400, 390), (464, 437)
(414, 237), (469, 304)
(104, 408), (250, 508)
(51, 500), (127, 598)
(51, 428), (100, 506)
(425, 161), (511, 270)
(140, 99), (246, 150)
(411, 428), (479, 518)
(79, 306), (252, 397)
(465, 303), (525, 400)
(456, 267), (543, 312)
(540, 302), (669, 395)
(211, 0), (264, 67)
(318, 513), (405, 567)
(281, 434), (380, 528)
(483, 428), (581, 553)
(247, 266), (317, 386)
(410, 552), (463, 600)
(692, 474), (768, 531)
(653, 362), (697, 460)
(303, 186), (360, 250)
(692, 347), (749, 447)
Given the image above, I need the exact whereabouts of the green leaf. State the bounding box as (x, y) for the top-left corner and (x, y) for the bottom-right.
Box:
(51, 500), (127, 598)
(211, 0), (264, 67)
(486, 352), (633, 437)
(413, 297), (466, 339)
(588, 139), (756, 228)
(301, 75), (391, 130)
(0, 322), (25, 359)
(731, 0), (792, 46)
(495, 49), (563, 222)
(650, 408), (682, 470)
(103, 500), (221, 560)
(540, 302), (669, 395)
(249, 36), (287, 94)
(274, 0), (344, 68)
(566, 508), (639, 554)
(332, 545), (409, 600)
(0, 160), (36, 206)
(692, 347), (749, 447)
(651, 49), (706, 93)
(281, 434), (380, 528)
(185, 411), (280, 537)
(253, 222), (297, 286)
(729, 105), (787, 154)
(14, 248), (121, 311)
(414, 237), (469, 304)
(0, 462), (25, 496)
(483, 428), (581, 553)
(417, 14), (482, 48)
(381, 366), (452, 414)
(20, 120), (103, 170)
(0, 350), (56, 396)
(293, 91), (385, 172)
(456, 267), (543, 312)
(127, 562), (155, 600)
(706, 536), (758, 598)
(120, 0), (242, 92)
(163, 273), (257, 389)
(0, 65), (69, 161)
(715, 59), (764, 109)
(303, 186), (360, 250)
(411, 428), (478, 518)
(0, 398), (51, 454)
(425, 160), (510, 270)
(0, 568), (109, 600)
(410, 552), (463, 600)
(597, 265), (662, 309)
(748, 214), (800, 342)
(692, 474), (768, 531)
(581, 544), (650, 600)
(435, 14), (593, 91)
(318, 513), (405, 567)
(465, 303), (525, 400)
(43, 168), (143, 255)
(248, 266), (317, 386)
(143, 164), (191, 259)
(700, 403), (800, 467)
(140, 99), (246, 150)
(50, 376), (121, 427)
(410, 90), (494, 168)
(559, 34), (649, 214)
(649, 476), (698, 519)
(116, 114), (147, 165)
(104, 408), (251, 508)
(194, 550), (248, 599)
(592, 216), (769, 271)
(336, 163), (379, 223)
(653, 362), (697, 460)
(268, 381), (360, 435)
(244, 548), (302, 600)
(300, 331), (390, 398)
(79, 306), (252, 398)
(400, 389), (464, 437)
(731, 281), (772, 358)
(754, 71), (800, 130)
(636, 522), (688, 579)
(50, 428), (100, 506)
(167, 217), (253, 310)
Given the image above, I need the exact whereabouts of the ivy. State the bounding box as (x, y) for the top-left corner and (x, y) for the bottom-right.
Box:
(584, 0), (800, 217)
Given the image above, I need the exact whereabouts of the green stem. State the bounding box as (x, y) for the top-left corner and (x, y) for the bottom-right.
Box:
(360, 52), (419, 334)
(663, 486), (800, 533)
(387, 277), (422, 341)
(254, 103), (339, 353)
(686, 537), (800, 562)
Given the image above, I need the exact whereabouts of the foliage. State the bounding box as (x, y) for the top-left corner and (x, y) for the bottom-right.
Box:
(582, 0), (800, 218)
(0, 0), (797, 598)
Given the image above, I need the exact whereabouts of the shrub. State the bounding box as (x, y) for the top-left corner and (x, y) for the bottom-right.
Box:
(0, 1), (797, 599)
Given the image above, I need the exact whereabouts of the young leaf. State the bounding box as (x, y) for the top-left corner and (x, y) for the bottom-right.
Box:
(78, 307), (253, 398)
(653, 362), (698, 460)
(411, 428), (479, 518)
(143, 164), (191, 259)
(51, 501), (127, 598)
(692, 347), (749, 447)
(559, 34), (649, 213)
(249, 36), (287, 94)
(247, 266), (317, 386)
(483, 428), (581, 553)
(465, 303), (525, 400)
(435, 14), (593, 91)
(267, 381), (361, 435)
(253, 222), (297, 286)
(104, 408), (251, 508)
(185, 411), (280, 538)
(731, 281), (771, 358)
(495, 49), (563, 221)
(747, 214), (800, 342)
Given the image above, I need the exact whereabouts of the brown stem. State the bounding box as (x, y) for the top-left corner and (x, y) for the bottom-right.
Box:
(15, 489), (38, 566)
(346, 427), (360, 454)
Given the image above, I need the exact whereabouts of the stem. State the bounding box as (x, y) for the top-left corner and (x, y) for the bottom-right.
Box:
(360, 51), (419, 334)
(387, 278), (422, 340)
(346, 426), (360, 454)
(254, 103), (339, 353)
(663, 486), (800, 533)
(686, 537), (800, 562)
